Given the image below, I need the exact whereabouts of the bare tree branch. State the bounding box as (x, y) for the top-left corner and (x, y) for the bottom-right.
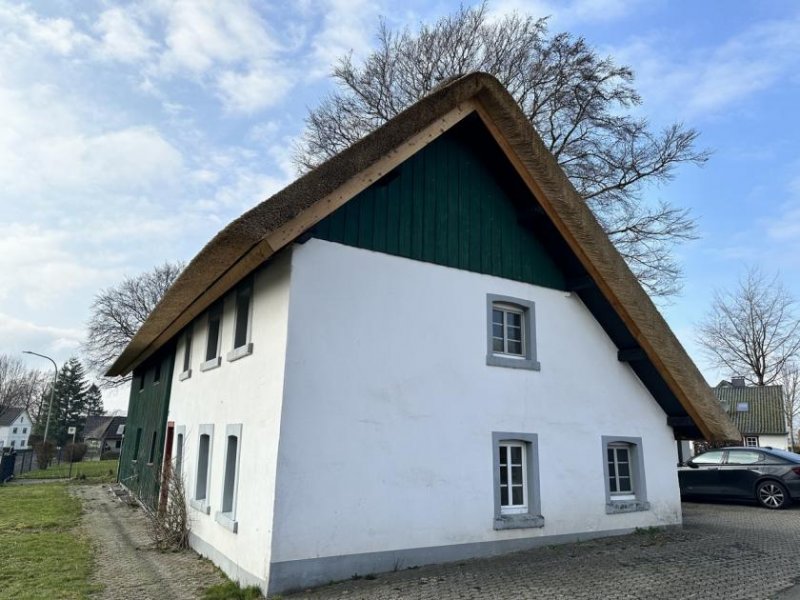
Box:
(697, 267), (800, 386)
(82, 261), (184, 388)
(293, 3), (708, 297)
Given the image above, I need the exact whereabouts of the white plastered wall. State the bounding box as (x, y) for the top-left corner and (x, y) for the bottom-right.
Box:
(167, 251), (291, 589)
(758, 435), (789, 450)
(273, 239), (682, 567)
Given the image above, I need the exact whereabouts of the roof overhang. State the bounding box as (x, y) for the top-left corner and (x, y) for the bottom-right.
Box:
(106, 73), (739, 442)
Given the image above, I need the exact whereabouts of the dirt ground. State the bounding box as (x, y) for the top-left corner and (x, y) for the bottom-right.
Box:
(71, 484), (225, 600)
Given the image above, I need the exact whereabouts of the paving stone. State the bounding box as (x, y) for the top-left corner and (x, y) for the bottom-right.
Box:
(285, 502), (800, 600)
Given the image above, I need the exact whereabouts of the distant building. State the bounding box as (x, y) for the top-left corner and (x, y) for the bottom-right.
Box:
(715, 379), (788, 449)
(83, 415), (126, 460)
(0, 407), (32, 450)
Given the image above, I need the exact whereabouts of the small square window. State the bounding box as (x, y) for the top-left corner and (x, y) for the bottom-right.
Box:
(744, 436), (759, 447)
(602, 436), (649, 514)
(12, 428), (17, 434)
(22, 428), (27, 434)
(486, 295), (540, 371)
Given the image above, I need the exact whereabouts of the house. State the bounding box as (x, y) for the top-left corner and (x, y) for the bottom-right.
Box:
(107, 73), (737, 595)
(0, 407), (32, 451)
(715, 378), (788, 449)
(83, 415), (126, 460)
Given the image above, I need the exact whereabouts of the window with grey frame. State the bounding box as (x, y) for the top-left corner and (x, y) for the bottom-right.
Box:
(602, 436), (649, 514)
(492, 432), (544, 530)
(174, 426), (185, 478)
(180, 325), (193, 380)
(215, 424), (242, 533)
(486, 294), (540, 370)
(201, 303), (223, 371)
(190, 424), (214, 514)
(227, 280), (254, 362)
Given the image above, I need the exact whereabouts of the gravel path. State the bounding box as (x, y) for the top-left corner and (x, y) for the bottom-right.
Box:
(71, 484), (225, 600)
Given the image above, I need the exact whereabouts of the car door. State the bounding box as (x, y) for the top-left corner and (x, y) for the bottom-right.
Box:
(718, 449), (764, 498)
(681, 450), (725, 496)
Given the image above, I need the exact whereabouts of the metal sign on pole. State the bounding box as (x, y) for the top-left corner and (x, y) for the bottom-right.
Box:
(67, 427), (77, 479)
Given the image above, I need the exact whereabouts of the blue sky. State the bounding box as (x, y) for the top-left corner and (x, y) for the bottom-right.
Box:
(3, 0), (800, 410)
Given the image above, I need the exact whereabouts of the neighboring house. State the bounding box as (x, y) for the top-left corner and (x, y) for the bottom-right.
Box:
(715, 379), (788, 450)
(107, 73), (737, 595)
(84, 416), (126, 460)
(0, 407), (32, 450)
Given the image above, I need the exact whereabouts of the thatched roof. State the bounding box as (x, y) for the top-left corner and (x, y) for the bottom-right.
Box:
(107, 72), (738, 441)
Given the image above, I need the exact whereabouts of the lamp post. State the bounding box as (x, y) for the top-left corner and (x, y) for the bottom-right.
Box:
(22, 351), (58, 446)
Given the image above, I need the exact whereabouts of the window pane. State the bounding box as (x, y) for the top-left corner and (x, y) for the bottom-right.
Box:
(499, 446), (507, 465)
(512, 486), (524, 505)
(500, 467), (507, 485)
(500, 486), (508, 506)
(507, 312), (522, 328)
(492, 310), (503, 325)
(183, 328), (192, 372)
(493, 338), (504, 352)
(607, 459), (617, 478)
(616, 448), (629, 463)
(618, 462), (630, 477)
(510, 446), (522, 463)
(492, 323), (504, 338)
(234, 290), (251, 348)
(609, 477), (617, 492)
(607, 448), (614, 462)
(206, 319), (220, 360)
(693, 450), (724, 465)
(507, 340), (522, 355)
(618, 476), (632, 492)
(511, 465), (523, 485)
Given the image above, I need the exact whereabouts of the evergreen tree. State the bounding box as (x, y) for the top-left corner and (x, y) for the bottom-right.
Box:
(52, 357), (89, 445)
(85, 384), (104, 418)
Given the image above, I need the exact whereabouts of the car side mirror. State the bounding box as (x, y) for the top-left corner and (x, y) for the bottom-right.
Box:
(686, 460), (698, 469)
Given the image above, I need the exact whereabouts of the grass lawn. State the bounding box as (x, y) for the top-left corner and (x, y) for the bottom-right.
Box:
(0, 484), (95, 599)
(17, 459), (118, 482)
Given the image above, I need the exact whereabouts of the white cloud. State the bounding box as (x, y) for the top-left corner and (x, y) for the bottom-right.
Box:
(0, 313), (83, 357)
(308, 0), (381, 78)
(490, 0), (637, 26)
(95, 7), (157, 63)
(0, 4), (91, 56)
(216, 64), (294, 113)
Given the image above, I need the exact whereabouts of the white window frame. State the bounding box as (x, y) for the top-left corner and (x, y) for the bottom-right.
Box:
(744, 436), (759, 447)
(492, 432), (543, 530)
(486, 294), (540, 371)
(498, 442), (528, 514)
(601, 436), (649, 514)
(492, 304), (525, 357)
(607, 444), (634, 498)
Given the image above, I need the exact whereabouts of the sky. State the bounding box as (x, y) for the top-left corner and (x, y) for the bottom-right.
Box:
(3, 0), (800, 412)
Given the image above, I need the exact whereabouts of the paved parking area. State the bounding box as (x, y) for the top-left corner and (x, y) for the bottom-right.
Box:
(285, 502), (800, 600)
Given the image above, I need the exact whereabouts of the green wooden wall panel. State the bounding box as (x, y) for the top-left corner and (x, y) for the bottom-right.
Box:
(310, 123), (566, 291)
(118, 347), (175, 510)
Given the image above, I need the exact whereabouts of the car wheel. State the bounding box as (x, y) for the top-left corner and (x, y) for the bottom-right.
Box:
(756, 480), (789, 509)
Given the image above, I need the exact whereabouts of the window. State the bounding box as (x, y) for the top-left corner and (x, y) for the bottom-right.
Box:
(148, 431), (158, 464)
(692, 450), (724, 464)
(486, 295), (540, 370)
(744, 436), (759, 447)
(175, 427), (185, 477)
(132, 428), (142, 462)
(10, 441), (15, 447)
(20, 439), (25, 447)
(492, 432), (543, 530)
(22, 428), (26, 434)
(726, 450), (763, 465)
(115, 440), (121, 449)
(602, 436), (649, 514)
(12, 428), (17, 434)
(180, 325), (193, 380)
(201, 304), (223, 371)
(227, 281), (254, 362)
(216, 424), (242, 533)
(737, 402), (749, 412)
(191, 424), (214, 514)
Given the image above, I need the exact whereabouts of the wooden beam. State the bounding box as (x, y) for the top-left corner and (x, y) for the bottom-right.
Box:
(618, 347), (647, 362)
(667, 416), (695, 428)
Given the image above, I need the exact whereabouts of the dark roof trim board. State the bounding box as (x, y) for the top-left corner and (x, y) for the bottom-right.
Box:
(107, 73), (738, 441)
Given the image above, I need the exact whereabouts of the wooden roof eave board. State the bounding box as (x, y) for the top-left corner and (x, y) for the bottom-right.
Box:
(106, 99), (479, 377)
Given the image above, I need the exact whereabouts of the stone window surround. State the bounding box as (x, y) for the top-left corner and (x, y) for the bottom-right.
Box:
(215, 423), (243, 534)
(190, 424), (214, 515)
(601, 435), (649, 514)
(492, 432), (544, 530)
(486, 294), (540, 371)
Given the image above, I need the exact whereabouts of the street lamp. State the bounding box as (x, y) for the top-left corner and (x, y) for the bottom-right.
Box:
(22, 351), (57, 446)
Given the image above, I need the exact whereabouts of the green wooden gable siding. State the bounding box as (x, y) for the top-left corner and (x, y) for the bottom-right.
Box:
(311, 120), (567, 290)
(118, 347), (175, 510)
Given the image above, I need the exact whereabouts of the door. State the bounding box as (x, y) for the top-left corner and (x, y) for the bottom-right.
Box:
(681, 450), (725, 495)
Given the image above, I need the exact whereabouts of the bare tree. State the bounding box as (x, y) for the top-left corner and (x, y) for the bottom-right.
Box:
(780, 363), (800, 449)
(294, 3), (708, 297)
(0, 354), (48, 421)
(698, 267), (800, 386)
(83, 261), (184, 387)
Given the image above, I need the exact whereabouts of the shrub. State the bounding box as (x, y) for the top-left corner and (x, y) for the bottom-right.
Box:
(148, 467), (190, 551)
(33, 441), (56, 469)
(63, 443), (88, 463)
